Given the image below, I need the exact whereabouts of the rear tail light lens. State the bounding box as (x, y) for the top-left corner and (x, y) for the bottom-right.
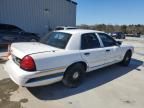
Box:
(20, 55), (36, 71)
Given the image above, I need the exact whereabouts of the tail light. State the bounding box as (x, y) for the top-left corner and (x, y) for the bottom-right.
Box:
(20, 55), (36, 71)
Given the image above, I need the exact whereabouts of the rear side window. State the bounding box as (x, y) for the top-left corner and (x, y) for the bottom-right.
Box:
(81, 33), (100, 50)
(41, 32), (71, 49)
(98, 33), (116, 47)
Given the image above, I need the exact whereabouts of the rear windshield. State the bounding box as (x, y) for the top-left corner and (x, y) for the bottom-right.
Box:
(40, 32), (72, 49)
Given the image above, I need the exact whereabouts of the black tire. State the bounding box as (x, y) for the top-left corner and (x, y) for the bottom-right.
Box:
(62, 64), (86, 88)
(121, 51), (132, 66)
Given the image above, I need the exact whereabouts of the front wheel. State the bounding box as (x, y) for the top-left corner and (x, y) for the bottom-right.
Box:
(120, 51), (132, 66)
(62, 64), (85, 88)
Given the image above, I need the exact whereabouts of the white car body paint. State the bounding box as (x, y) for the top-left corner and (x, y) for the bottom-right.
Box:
(4, 29), (134, 87)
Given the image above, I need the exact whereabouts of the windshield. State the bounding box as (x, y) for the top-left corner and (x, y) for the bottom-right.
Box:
(40, 32), (72, 49)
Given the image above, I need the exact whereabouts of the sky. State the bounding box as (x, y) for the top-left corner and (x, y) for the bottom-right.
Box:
(76, 0), (144, 25)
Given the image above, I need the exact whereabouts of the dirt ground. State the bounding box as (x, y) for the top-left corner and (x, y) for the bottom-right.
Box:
(0, 37), (144, 108)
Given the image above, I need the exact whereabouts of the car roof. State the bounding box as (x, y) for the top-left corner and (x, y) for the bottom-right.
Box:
(0, 24), (17, 27)
(56, 29), (105, 35)
(0, 23), (23, 30)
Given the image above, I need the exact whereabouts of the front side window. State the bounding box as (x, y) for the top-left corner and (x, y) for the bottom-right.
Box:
(81, 33), (100, 50)
(98, 33), (116, 47)
(40, 32), (71, 49)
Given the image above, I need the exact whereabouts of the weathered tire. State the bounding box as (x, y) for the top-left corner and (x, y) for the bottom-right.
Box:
(62, 64), (85, 88)
(121, 51), (132, 66)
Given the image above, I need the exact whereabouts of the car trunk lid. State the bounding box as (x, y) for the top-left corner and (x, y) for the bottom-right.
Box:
(10, 42), (61, 59)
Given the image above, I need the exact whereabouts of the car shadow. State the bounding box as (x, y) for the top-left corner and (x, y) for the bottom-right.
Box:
(27, 58), (143, 100)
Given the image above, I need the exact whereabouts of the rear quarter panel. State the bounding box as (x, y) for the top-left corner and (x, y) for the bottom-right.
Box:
(30, 50), (84, 72)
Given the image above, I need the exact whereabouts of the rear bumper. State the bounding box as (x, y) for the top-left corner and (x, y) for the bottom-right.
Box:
(4, 59), (64, 87)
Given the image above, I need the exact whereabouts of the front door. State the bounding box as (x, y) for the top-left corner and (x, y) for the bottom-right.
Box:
(98, 33), (121, 64)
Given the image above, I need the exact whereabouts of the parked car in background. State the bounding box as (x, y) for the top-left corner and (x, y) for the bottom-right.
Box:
(55, 26), (78, 30)
(125, 33), (141, 38)
(0, 24), (40, 46)
(111, 32), (126, 39)
(4, 29), (134, 88)
(136, 33), (141, 37)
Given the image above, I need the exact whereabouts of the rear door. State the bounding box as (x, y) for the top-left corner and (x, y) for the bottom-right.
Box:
(80, 33), (106, 71)
(97, 33), (121, 64)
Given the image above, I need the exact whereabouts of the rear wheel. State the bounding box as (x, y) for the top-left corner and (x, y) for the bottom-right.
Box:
(121, 51), (132, 66)
(62, 64), (85, 88)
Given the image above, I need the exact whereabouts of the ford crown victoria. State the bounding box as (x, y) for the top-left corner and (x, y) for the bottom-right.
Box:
(4, 29), (134, 87)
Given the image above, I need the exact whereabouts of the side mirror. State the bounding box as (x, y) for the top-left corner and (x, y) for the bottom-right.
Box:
(116, 41), (122, 46)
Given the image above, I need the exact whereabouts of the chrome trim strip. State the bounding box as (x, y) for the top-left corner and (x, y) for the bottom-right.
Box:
(38, 66), (67, 73)
(90, 60), (119, 69)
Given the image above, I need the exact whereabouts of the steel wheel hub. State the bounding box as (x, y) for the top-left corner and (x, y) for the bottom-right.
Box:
(126, 56), (130, 61)
(73, 72), (79, 79)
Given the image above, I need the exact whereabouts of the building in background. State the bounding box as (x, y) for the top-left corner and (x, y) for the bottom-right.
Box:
(0, 0), (77, 35)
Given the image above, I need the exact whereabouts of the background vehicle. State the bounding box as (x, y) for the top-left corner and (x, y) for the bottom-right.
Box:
(55, 26), (78, 30)
(0, 24), (40, 46)
(111, 32), (126, 39)
(4, 29), (134, 88)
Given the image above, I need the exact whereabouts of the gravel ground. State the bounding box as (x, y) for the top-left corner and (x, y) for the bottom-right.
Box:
(0, 37), (144, 108)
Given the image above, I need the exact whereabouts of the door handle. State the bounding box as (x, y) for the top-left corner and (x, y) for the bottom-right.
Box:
(106, 49), (111, 52)
(84, 52), (90, 56)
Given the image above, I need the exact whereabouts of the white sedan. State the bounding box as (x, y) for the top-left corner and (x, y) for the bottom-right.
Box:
(4, 29), (134, 87)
